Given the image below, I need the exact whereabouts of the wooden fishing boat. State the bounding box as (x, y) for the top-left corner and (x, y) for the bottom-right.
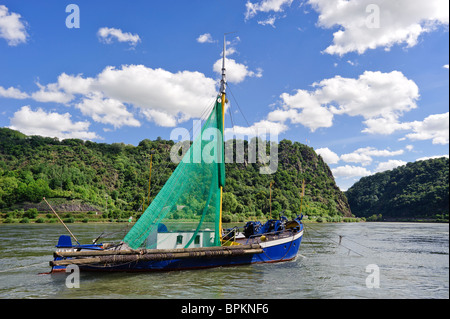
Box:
(49, 36), (304, 273)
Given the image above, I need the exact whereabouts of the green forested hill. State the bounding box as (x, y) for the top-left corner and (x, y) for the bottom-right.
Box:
(0, 128), (351, 221)
(345, 157), (449, 221)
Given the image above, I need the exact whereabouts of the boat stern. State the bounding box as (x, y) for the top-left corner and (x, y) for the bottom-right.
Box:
(50, 235), (104, 273)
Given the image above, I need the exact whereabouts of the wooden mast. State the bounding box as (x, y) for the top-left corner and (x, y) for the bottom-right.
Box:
(219, 35), (227, 244)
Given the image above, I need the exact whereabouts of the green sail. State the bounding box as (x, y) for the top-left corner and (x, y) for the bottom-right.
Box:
(123, 96), (225, 249)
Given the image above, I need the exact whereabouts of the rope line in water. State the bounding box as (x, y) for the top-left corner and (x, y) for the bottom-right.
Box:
(0, 261), (49, 273)
(303, 224), (365, 257)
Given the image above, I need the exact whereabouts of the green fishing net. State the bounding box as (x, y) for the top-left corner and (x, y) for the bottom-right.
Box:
(123, 96), (225, 249)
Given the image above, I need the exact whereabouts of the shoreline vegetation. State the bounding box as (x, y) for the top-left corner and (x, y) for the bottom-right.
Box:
(345, 157), (449, 222)
(0, 208), (363, 224)
(1, 207), (446, 225)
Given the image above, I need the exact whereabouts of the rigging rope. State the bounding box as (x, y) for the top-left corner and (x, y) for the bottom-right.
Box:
(226, 83), (253, 130)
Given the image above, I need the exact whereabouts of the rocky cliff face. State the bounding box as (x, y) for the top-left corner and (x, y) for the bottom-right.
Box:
(224, 139), (352, 217)
(22, 200), (101, 213)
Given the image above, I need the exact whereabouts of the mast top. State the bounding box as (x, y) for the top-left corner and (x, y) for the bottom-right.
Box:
(220, 32), (237, 95)
(220, 35), (227, 95)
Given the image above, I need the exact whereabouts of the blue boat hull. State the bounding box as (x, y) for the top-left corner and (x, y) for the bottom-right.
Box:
(84, 232), (302, 272)
(51, 231), (303, 273)
(51, 217), (304, 273)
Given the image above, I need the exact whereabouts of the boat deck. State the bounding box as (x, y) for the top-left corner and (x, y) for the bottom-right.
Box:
(224, 228), (301, 246)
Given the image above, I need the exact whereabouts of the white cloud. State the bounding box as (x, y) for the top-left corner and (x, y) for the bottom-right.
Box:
(197, 33), (214, 43)
(75, 92), (140, 128)
(2, 73), (91, 102)
(213, 58), (262, 84)
(0, 85), (28, 99)
(362, 115), (414, 135)
(316, 147), (340, 164)
(268, 71), (419, 133)
(405, 112), (449, 145)
(332, 165), (372, 178)
(308, 0), (449, 56)
(9, 106), (100, 140)
(258, 16), (277, 28)
(416, 155), (449, 161)
(31, 82), (73, 104)
(245, 0), (293, 20)
(140, 109), (178, 127)
(341, 146), (404, 166)
(14, 65), (217, 128)
(375, 160), (407, 173)
(57, 73), (94, 95)
(324, 71), (419, 119)
(225, 120), (288, 139)
(269, 90), (334, 132)
(97, 27), (141, 46)
(443, 64), (449, 69)
(0, 5), (28, 46)
(95, 65), (217, 126)
(267, 108), (299, 123)
(361, 147), (404, 157)
(340, 152), (373, 166)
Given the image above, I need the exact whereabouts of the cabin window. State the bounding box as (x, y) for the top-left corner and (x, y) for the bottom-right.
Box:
(176, 235), (183, 245)
(194, 235), (200, 245)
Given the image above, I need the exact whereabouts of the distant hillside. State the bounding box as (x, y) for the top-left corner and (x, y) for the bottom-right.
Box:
(0, 128), (351, 221)
(345, 157), (449, 222)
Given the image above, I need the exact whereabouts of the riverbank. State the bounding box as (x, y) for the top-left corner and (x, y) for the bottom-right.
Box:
(1, 209), (366, 224)
(2, 212), (416, 225)
(2, 211), (446, 224)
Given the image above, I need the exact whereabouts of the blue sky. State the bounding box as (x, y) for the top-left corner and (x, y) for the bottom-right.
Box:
(0, 0), (448, 190)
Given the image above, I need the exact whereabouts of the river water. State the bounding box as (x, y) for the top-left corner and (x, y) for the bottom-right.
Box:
(0, 222), (448, 299)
